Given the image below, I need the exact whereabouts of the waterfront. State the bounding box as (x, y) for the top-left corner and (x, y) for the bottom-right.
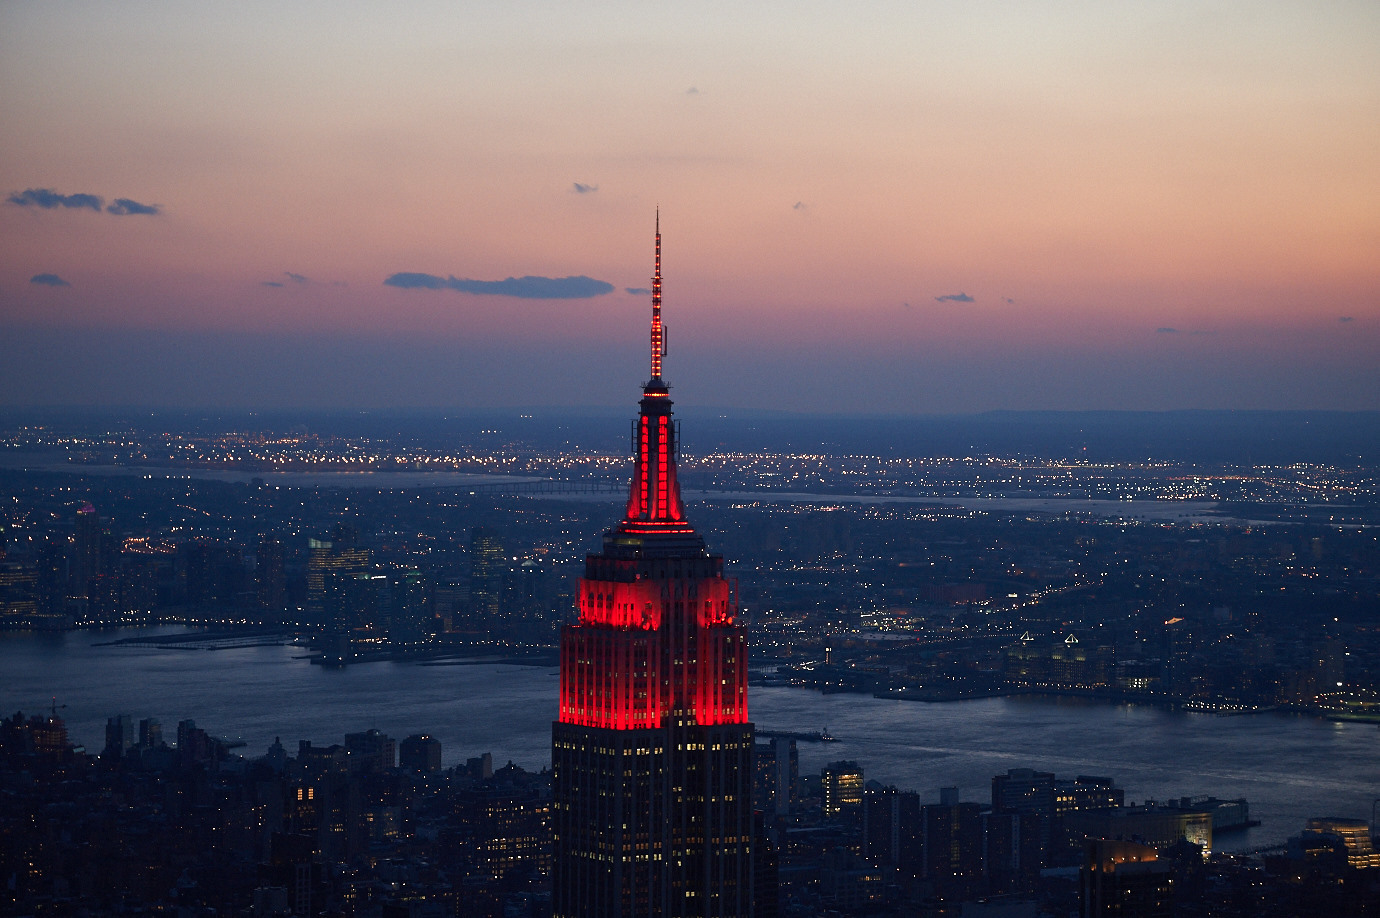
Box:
(3, 627), (1376, 853)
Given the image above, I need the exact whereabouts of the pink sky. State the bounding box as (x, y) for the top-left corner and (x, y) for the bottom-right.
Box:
(2, 2), (1377, 412)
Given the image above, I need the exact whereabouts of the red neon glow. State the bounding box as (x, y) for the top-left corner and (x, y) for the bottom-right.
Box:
(622, 219), (687, 527)
(577, 578), (663, 629)
(694, 627), (748, 725)
(556, 215), (747, 732)
(562, 572), (748, 730)
(650, 209), (663, 380)
(616, 522), (697, 535)
(656, 416), (669, 518)
(559, 627), (663, 730)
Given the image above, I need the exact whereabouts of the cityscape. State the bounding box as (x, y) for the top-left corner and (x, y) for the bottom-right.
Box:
(4, 2), (1380, 916)
(3, 387), (1379, 915)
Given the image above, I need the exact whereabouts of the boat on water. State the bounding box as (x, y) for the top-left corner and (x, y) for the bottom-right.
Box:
(757, 728), (839, 743)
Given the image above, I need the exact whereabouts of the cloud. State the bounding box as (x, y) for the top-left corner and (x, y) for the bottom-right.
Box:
(383, 272), (450, 290)
(1156, 327), (1178, 334)
(263, 273), (313, 288)
(1339, 316), (1354, 323)
(8, 188), (103, 211)
(935, 292), (974, 303)
(792, 201), (807, 211)
(686, 86), (699, 95)
(572, 183), (599, 194)
(626, 287), (651, 296)
(1005, 297), (1014, 304)
(9, 188), (159, 215)
(30, 273), (70, 286)
(106, 197), (159, 216)
(384, 273), (615, 299)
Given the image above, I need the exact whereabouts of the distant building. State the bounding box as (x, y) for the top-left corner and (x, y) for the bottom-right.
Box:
(307, 524), (370, 628)
(822, 760), (864, 819)
(922, 801), (984, 898)
(921, 582), (987, 605)
(256, 535), (286, 612)
(1304, 817), (1380, 869)
(1079, 839), (1173, 918)
(1063, 802), (1213, 853)
(0, 561), (40, 623)
(71, 502), (102, 605)
(755, 737), (798, 816)
(863, 786), (921, 877)
(818, 848), (887, 912)
(1005, 634), (1114, 690)
(181, 537), (247, 609)
(992, 768), (1123, 860)
(467, 526), (504, 629)
(500, 557), (560, 640)
(454, 773), (553, 880)
(387, 569), (433, 644)
(983, 810), (1043, 893)
(467, 752), (494, 781)
(344, 728), (396, 772)
(138, 718), (162, 749)
(104, 714), (133, 760)
(399, 733), (441, 772)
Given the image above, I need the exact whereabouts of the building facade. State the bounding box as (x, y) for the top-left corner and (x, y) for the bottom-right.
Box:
(552, 217), (755, 917)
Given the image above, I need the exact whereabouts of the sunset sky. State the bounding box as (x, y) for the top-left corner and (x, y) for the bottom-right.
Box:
(3, 1), (1377, 414)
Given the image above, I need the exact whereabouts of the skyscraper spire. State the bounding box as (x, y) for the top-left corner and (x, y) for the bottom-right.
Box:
(552, 215), (755, 917)
(650, 208), (664, 382)
(624, 214), (690, 532)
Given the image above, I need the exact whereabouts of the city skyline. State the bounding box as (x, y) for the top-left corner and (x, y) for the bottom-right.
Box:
(3, 2), (1378, 413)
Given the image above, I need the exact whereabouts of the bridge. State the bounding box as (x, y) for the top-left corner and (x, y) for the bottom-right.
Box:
(465, 479), (626, 496)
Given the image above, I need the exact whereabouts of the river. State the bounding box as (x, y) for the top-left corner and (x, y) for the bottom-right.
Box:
(3, 627), (1376, 852)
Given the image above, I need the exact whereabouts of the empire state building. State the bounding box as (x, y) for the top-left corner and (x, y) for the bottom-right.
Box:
(552, 217), (755, 917)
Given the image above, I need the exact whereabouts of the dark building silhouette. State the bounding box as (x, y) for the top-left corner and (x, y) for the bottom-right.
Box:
(754, 737), (798, 816)
(104, 714), (133, 760)
(982, 810), (1043, 893)
(455, 771), (554, 881)
(992, 768), (1123, 862)
(751, 814), (780, 918)
(118, 555), (159, 621)
(344, 727), (396, 773)
(864, 786), (922, 877)
(386, 568), (433, 644)
(501, 558), (556, 640)
(70, 502), (102, 606)
(181, 537), (246, 609)
(922, 801), (984, 899)
(138, 717), (162, 750)
(399, 733), (442, 772)
(256, 535), (286, 613)
(84, 571), (120, 624)
(552, 217), (755, 917)
(1080, 839), (1173, 918)
(34, 539), (70, 622)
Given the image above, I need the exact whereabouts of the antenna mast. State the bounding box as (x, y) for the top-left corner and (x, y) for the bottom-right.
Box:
(650, 210), (664, 381)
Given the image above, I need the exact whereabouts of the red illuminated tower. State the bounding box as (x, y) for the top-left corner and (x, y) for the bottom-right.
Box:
(552, 215), (754, 917)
